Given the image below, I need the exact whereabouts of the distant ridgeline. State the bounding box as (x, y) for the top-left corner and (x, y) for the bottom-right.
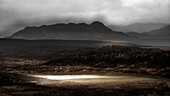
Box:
(126, 25), (170, 40)
(9, 21), (130, 41)
(8, 21), (170, 46)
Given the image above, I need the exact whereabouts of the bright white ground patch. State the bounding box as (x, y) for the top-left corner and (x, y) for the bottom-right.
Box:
(32, 75), (111, 80)
(28, 74), (157, 87)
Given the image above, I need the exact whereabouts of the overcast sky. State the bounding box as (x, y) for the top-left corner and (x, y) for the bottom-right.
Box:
(0, 0), (170, 37)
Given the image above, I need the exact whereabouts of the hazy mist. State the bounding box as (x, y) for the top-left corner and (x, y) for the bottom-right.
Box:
(0, 0), (170, 37)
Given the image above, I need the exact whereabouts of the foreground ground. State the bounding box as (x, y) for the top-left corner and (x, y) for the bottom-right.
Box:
(0, 40), (170, 96)
(0, 72), (170, 96)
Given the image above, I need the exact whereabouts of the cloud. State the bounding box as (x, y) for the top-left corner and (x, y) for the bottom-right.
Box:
(0, 0), (169, 37)
(120, 0), (170, 23)
(121, 0), (170, 7)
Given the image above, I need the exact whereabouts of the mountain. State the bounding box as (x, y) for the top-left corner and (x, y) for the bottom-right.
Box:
(144, 25), (170, 36)
(8, 22), (170, 46)
(9, 21), (130, 41)
(127, 25), (170, 39)
(108, 23), (167, 33)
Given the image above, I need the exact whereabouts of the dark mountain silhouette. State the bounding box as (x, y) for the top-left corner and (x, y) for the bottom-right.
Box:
(8, 22), (170, 46)
(108, 23), (167, 33)
(9, 21), (130, 41)
(127, 25), (170, 39)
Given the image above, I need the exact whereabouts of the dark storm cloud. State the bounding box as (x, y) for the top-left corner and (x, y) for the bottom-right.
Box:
(0, 0), (170, 37)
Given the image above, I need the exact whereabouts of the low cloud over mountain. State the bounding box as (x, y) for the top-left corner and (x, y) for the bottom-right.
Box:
(0, 0), (170, 37)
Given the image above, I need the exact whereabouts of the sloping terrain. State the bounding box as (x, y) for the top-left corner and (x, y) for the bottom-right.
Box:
(108, 23), (167, 33)
(9, 21), (129, 41)
(8, 45), (169, 77)
(127, 25), (170, 39)
(43, 45), (170, 69)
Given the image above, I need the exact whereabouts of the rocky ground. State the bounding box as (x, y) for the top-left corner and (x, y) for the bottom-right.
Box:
(2, 45), (168, 77)
(0, 45), (170, 96)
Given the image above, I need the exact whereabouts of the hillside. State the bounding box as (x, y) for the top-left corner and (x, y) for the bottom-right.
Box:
(144, 25), (170, 37)
(8, 22), (170, 46)
(43, 45), (170, 68)
(127, 25), (170, 39)
(108, 23), (167, 33)
(11, 45), (170, 77)
(9, 21), (130, 41)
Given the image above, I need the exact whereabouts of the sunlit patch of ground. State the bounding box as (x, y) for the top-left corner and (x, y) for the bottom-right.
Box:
(27, 74), (162, 88)
(1, 73), (170, 96)
(32, 75), (110, 80)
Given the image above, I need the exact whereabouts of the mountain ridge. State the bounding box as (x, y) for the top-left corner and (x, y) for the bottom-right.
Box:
(108, 23), (167, 33)
(126, 25), (170, 39)
(9, 21), (130, 41)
